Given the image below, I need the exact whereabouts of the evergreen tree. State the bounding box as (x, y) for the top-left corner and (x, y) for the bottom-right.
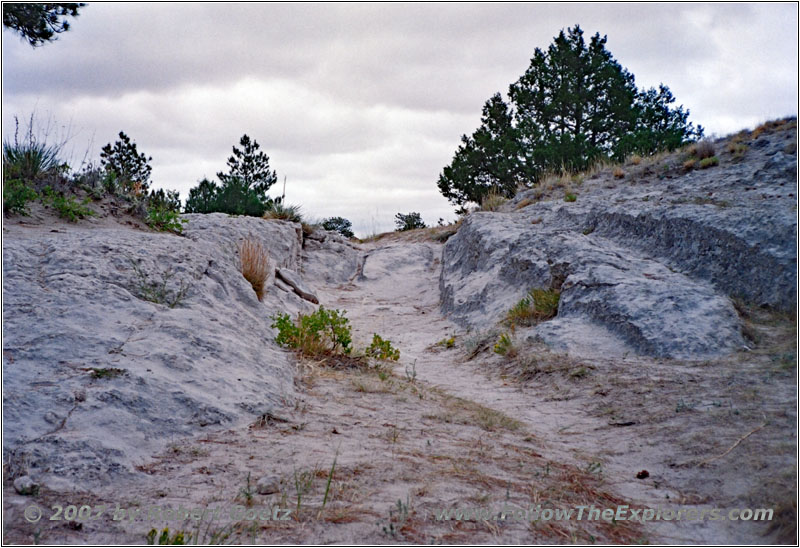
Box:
(100, 131), (153, 195)
(437, 24), (702, 207)
(395, 212), (426, 231)
(3, 3), (84, 47)
(437, 94), (524, 207)
(184, 178), (218, 213)
(217, 134), (277, 195)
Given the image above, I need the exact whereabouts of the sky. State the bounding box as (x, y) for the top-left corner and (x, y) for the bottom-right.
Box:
(2, 3), (797, 236)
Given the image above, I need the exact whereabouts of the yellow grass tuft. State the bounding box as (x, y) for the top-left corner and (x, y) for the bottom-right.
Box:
(238, 237), (270, 301)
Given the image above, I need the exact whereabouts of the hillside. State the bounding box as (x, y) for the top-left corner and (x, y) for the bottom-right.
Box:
(2, 120), (797, 544)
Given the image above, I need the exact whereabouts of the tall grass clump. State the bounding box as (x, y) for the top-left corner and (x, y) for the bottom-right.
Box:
(506, 288), (560, 327)
(238, 237), (270, 301)
(479, 191), (507, 212)
(3, 115), (66, 183)
(263, 202), (303, 222)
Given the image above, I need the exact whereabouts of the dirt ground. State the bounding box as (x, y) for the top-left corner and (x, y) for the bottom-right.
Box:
(3, 238), (796, 544)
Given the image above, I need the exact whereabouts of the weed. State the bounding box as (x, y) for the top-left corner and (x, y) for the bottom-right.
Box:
(42, 187), (95, 221)
(146, 528), (187, 545)
(272, 307), (353, 357)
(380, 496), (410, 539)
(293, 467), (316, 518)
(3, 179), (38, 215)
(404, 361), (418, 383)
(582, 226), (595, 235)
(2, 114), (66, 182)
(506, 288), (560, 327)
(320, 451), (338, 517)
(436, 336), (456, 349)
(238, 237), (270, 301)
(494, 332), (516, 357)
(564, 193), (577, 202)
(698, 156), (719, 169)
(366, 333), (400, 361)
(90, 368), (126, 379)
(129, 259), (190, 308)
(146, 206), (187, 233)
(238, 472), (254, 507)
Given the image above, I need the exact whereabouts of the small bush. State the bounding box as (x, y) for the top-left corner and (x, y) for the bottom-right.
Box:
(42, 187), (95, 222)
(698, 156), (719, 169)
(493, 332), (516, 357)
(264, 202), (303, 222)
(147, 207), (187, 233)
(506, 288), (560, 327)
(689, 140), (715, 160)
(238, 238), (270, 301)
(3, 179), (38, 215)
(366, 334), (400, 361)
(271, 306), (352, 357)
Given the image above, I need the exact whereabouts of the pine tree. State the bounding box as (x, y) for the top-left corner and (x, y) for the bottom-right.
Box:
(3, 3), (84, 47)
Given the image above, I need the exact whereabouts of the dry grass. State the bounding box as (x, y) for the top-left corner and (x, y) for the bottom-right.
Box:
(612, 167), (625, 179)
(479, 191), (508, 212)
(238, 237), (270, 301)
(689, 140), (716, 160)
(505, 288), (560, 327)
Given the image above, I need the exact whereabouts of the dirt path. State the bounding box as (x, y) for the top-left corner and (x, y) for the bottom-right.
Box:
(5, 239), (791, 544)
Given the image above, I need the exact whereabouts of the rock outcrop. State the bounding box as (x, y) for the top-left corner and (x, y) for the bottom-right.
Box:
(441, 123), (797, 359)
(2, 213), (359, 490)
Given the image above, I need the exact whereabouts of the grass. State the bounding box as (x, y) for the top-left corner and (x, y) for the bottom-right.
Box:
(479, 191), (507, 212)
(505, 288), (560, 327)
(238, 237), (270, 301)
(688, 140), (715, 160)
(612, 167), (625, 179)
(264, 202), (303, 222)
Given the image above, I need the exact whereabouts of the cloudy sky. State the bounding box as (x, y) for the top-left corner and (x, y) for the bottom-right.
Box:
(3, 3), (797, 235)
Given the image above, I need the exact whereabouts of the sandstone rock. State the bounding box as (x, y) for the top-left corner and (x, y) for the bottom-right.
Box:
(276, 268), (320, 304)
(442, 129), (796, 358)
(256, 475), (281, 495)
(13, 476), (38, 496)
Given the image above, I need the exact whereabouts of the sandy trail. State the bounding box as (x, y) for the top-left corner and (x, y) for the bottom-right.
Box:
(5, 238), (788, 544)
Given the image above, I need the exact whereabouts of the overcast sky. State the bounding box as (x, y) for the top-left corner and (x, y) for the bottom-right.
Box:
(3, 3), (797, 235)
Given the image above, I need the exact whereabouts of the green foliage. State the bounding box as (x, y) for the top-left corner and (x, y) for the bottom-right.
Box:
(698, 156), (719, 169)
(145, 188), (186, 232)
(100, 131), (153, 195)
(271, 306), (353, 357)
(146, 528), (187, 545)
(493, 332), (515, 356)
(394, 212), (426, 231)
(42, 186), (94, 221)
(2, 3), (84, 47)
(564, 193), (577, 202)
(321, 216), (355, 238)
(506, 288), (560, 327)
(3, 179), (38, 215)
(129, 259), (190, 308)
(366, 334), (400, 361)
(184, 135), (278, 217)
(90, 367), (126, 380)
(438, 25), (702, 206)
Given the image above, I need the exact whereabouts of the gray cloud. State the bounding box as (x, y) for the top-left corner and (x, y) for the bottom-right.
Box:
(3, 3), (797, 235)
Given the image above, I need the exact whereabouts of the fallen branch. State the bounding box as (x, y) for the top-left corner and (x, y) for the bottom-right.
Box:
(698, 420), (768, 467)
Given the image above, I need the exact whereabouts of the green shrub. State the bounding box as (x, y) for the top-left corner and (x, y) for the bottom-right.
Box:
(366, 334), (400, 361)
(271, 306), (352, 357)
(3, 179), (38, 215)
(506, 288), (560, 327)
(493, 332), (516, 357)
(698, 156), (719, 169)
(321, 216), (355, 238)
(146, 206), (186, 233)
(42, 187), (95, 222)
(564, 193), (577, 202)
